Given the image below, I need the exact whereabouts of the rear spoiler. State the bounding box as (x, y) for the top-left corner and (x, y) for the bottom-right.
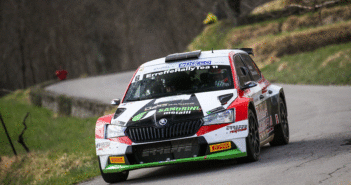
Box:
(237, 48), (254, 56)
(165, 50), (201, 62)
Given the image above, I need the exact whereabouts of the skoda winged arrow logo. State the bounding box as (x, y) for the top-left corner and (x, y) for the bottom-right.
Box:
(159, 118), (168, 126)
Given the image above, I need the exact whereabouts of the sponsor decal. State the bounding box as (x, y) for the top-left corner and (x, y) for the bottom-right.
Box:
(275, 114), (279, 124)
(144, 102), (195, 111)
(153, 65), (176, 71)
(179, 61), (211, 68)
(145, 66), (212, 79)
(96, 142), (110, 150)
(209, 142), (231, 152)
(256, 101), (268, 121)
(142, 144), (192, 157)
(259, 127), (274, 140)
(110, 156), (125, 164)
(259, 117), (271, 133)
(226, 125), (247, 133)
(158, 106), (200, 115)
(145, 103), (169, 111)
(132, 111), (147, 121)
(270, 116), (273, 126)
(260, 130), (267, 140)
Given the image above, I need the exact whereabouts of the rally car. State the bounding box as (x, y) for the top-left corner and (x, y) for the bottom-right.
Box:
(95, 49), (289, 183)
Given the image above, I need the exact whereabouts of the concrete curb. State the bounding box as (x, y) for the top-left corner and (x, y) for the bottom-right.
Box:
(29, 80), (114, 118)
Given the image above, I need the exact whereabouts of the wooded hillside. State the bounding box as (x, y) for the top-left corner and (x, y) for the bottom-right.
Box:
(0, 0), (271, 91)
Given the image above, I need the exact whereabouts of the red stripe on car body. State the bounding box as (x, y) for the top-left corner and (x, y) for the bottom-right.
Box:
(108, 137), (133, 145)
(228, 51), (238, 89)
(196, 123), (231, 136)
(227, 96), (250, 122)
(95, 114), (113, 139)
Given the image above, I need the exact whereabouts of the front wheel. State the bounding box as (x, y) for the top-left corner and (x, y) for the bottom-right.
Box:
(270, 97), (289, 146)
(244, 109), (260, 162)
(98, 157), (129, 183)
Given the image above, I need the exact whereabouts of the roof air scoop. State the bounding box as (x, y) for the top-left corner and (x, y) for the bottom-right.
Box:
(165, 50), (201, 62)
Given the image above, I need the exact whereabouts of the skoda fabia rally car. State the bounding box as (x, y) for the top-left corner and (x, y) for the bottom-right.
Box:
(95, 49), (289, 183)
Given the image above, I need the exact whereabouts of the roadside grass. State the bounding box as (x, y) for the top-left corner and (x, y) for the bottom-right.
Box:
(261, 42), (351, 85)
(187, 20), (235, 51)
(0, 90), (100, 184)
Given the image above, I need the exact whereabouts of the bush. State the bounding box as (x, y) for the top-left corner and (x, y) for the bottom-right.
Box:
(249, 21), (351, 62)
(225, 22), (281, 48)
(282, 5), (351, 31)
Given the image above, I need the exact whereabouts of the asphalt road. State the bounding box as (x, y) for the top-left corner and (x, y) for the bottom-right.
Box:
(46, 73), (351, 185)
(46, 71), (136, 104)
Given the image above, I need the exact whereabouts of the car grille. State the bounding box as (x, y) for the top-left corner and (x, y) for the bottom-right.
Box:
(125, 119), (203, 143)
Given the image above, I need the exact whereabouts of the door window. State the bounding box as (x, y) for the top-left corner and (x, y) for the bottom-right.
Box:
(240, 54), (261, 81)
(234, 55), (252, 88)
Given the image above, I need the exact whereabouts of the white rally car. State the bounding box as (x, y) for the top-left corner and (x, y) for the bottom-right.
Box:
(95, 49), (289, 183)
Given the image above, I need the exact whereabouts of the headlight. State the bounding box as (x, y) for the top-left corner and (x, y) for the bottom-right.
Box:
(203, 109), (235, 125)
(111, 119), (126, 126)
(105, 124), (126, 138)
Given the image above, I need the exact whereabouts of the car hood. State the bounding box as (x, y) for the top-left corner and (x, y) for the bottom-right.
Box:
(113, 89), (237, 127)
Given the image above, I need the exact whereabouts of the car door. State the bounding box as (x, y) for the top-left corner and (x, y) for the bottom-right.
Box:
(239, 54), (273, 142)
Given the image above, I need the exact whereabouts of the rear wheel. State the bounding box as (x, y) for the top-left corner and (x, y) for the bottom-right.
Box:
(245, 109), (260, 162)
(98, 157), (129, 183)
(270, 97), (289, 146)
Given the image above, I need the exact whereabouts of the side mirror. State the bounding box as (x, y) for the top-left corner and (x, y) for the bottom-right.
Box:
(111, 99), (121, 106)
(241, 81), (257, 90)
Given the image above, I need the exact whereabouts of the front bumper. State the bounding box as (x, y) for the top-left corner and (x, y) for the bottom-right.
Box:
(103, 148), (246, 173)
(97, 120), (249, 172)
(100, 136), (247, 173)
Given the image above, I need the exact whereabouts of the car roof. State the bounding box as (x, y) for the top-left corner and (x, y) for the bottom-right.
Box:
(142, 49), (249, 67)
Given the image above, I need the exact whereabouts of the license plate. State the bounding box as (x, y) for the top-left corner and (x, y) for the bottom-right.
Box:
(110, 156), (125, 164)
(209, 142), (231, 152)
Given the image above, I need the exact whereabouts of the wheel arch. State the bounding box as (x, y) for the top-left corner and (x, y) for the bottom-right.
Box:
(248, 101), (257, 119)
(279, 89), (287, 117)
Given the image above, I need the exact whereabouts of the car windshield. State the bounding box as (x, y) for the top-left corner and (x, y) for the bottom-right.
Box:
(124, 65), (234, 102)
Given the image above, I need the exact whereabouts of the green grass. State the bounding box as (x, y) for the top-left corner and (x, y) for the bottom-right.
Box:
(0, 90), (101, 184)
(187, 20), (235, 51)
(261, 42), (351, 85)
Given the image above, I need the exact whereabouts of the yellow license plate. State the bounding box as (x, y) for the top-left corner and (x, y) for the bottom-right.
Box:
(110, 156), (125, 164)
(209, 142), (231, 152)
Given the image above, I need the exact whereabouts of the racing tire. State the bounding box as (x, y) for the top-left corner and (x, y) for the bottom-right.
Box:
(98, 157), (129, 183)
(244, 109), (260, 162)
(270, 97), (289, 146)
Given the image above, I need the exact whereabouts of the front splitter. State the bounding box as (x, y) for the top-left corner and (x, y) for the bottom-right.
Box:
(103, 149), (246, 173)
